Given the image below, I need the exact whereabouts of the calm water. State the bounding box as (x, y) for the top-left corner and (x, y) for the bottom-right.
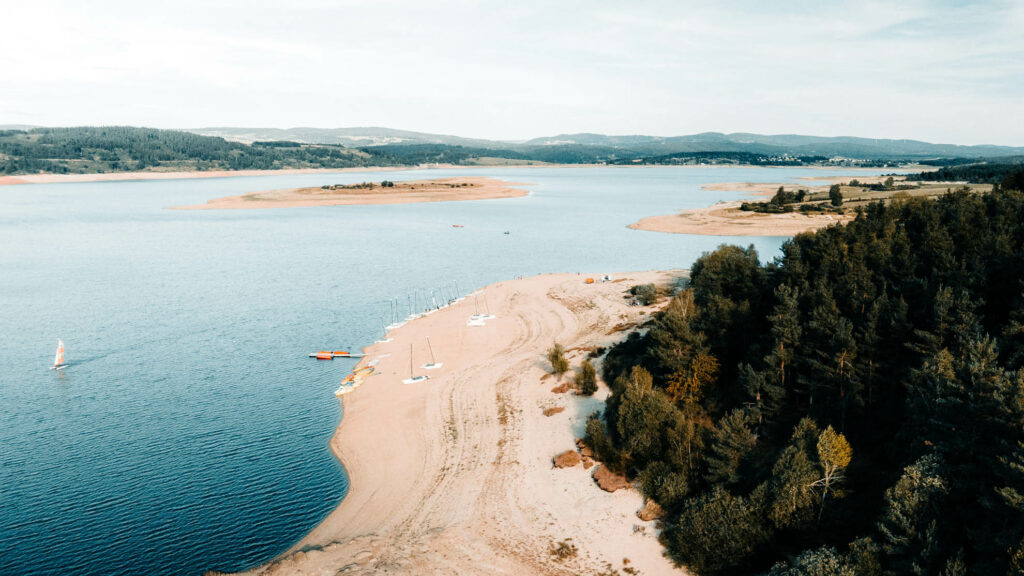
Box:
(0, 166), (895, 575)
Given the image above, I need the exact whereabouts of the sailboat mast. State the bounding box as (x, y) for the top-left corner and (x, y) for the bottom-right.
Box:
(409, 343), (414, 378)
(426, 336), (436, 364)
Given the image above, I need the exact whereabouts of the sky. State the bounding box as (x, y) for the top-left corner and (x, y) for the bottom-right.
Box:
(1, 0), (1022, 145)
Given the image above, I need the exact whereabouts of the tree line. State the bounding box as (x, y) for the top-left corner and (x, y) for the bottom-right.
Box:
(0, 127), (639, 175)
(907, 160), (1024, 186)
(0, 127), (378, 174)
(588, 185), (1024, 575)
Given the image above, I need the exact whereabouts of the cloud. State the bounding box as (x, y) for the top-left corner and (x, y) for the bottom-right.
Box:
(0, 0), (1020, 144)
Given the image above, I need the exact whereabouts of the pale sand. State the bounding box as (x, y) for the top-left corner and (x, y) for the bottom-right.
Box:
(629, 180), (856, 237)
(234, 271), (687, 576)
(629, 201), (852, 237)
(171, 177), (530, 210)
(0, 166), (422, 187)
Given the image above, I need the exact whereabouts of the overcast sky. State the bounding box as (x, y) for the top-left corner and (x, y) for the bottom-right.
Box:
(1, 0), (1022, 144)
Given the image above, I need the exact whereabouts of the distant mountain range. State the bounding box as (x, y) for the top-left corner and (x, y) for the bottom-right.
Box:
(3, 125), (1023, 176)
(185, 127), (1024, 160)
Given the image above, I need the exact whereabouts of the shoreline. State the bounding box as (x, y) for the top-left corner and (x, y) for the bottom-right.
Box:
(0, 166), (425, 187)
(0, 163), (929, 187)
(627, 178), (883, 237)
(628, 200), (852, 237)
(233, 271), (687, 576)
(170, 177), (530, 210)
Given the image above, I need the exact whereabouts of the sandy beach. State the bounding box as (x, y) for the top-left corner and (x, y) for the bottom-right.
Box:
(233, 271), (687, 576)
(628, 180), (860, 237)
(628, 200), (853, 237)
(172, 177), (530, 210)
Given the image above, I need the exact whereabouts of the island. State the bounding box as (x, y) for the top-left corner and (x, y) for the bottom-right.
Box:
(170, 177), (530, 210)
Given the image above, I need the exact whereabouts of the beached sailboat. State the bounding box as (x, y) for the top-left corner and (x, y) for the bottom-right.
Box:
(376, 317), (393, 343)
(422, 336), (443, 370)
(50, 339), (68, 370)
(467, 293), (496, 326)
(402, 343), (429, 384)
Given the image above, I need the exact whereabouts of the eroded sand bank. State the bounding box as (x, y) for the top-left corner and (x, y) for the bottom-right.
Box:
(234, 272), (688, 576)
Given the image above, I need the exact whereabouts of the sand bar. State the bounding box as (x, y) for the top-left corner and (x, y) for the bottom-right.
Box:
(233, 272), (687, 576)
(629, 180), (857, 237)
(629, 200), (853, 237)
(172, 177), (529, 210)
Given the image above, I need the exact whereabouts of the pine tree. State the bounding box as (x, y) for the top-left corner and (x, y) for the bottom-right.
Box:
(705, 409), (757, 487)
(878, 454), (948, 574)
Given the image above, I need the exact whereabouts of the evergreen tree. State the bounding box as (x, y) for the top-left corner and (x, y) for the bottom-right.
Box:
(705, 409), (757, 487)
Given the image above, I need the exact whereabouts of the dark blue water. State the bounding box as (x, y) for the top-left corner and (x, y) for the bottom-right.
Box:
(0, 166), (896, 575)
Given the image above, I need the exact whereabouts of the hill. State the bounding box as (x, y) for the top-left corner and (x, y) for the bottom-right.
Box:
(3, 126), (1023, 176)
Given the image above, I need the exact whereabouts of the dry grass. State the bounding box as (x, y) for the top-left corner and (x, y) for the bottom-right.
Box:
(549, 538), (578, 561)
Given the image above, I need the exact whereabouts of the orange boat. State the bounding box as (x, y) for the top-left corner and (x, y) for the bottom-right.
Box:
(332, 350), (349, 356)
(315, 351), (333, 360)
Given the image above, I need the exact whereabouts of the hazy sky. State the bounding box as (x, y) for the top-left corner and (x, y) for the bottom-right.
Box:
(2, 0), (1022, 144)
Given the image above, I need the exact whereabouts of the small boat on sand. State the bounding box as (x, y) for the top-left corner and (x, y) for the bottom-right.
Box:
(422, 336), (443, 370)
(402, 344), (430, 384)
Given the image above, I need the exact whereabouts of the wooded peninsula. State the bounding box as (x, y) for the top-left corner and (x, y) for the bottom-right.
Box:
(589, 178), (1024, 575)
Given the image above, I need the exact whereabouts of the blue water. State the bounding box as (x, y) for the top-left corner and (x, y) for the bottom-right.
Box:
(0, 166), (897, 575)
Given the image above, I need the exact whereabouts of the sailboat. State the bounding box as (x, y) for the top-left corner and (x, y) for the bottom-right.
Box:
(467, 293), (496, 326)
(50, 339), (68, 370)
(402, 343), (430, 384)
(422, 336), (443, 370)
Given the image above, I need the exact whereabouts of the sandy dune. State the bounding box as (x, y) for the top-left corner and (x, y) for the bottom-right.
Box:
(232, 272), (687, 576)
(172, 177), (529, 210)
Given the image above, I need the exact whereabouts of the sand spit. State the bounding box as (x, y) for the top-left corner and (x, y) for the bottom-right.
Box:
(628, 180), (862, 237)
(628, 200), (853, 237)
(172, 177), (529, 210)
(232, 272), (687, 576)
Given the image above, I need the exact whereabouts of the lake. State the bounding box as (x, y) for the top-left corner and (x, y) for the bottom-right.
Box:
(0, 166), (893, 575)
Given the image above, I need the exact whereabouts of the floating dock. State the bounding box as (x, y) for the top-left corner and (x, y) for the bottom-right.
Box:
(309, 351), (367, 359)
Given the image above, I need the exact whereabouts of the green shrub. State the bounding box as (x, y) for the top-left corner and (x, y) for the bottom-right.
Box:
(578, 359), (598, 395)
(630, 283), (657, 305)
(547, 343), (569, 376)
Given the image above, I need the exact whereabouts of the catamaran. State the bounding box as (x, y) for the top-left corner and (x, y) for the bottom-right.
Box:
(50, 339), (68, 370)
(402, 343), (430, 384)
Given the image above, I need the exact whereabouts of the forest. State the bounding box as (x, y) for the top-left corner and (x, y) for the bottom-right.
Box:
(589, 174), (1024, 575)
(11, 126), (1016, 176)
(0, 127), (376, 174)
(908, 159), (1024, 186)
(0, 127), (621, 174)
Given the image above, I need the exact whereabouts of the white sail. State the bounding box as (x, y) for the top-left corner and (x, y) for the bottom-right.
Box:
(53, 339), (66, 369)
